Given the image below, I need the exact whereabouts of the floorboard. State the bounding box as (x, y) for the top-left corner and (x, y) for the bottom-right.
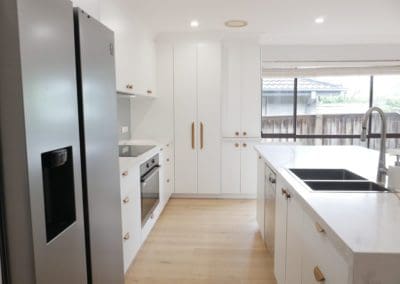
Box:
(125, 199), (277, 284)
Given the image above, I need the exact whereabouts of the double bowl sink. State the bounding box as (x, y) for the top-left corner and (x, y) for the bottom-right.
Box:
(289, 168), (389, 193)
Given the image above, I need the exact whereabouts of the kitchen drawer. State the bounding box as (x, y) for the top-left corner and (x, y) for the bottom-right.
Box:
(302, 211), (351, 284)
(119, 168), (131, 198)
(122, 229), (134, 272)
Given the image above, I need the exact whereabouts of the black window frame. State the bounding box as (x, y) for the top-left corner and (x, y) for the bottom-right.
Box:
(261, 76), (400, 145)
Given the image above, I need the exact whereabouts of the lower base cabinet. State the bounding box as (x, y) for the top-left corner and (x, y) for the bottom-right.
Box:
(273, 173), (351, 284)
(301, 208), (351, 284)
(222, 140), (259, 195)
(119, 143), (173, 272)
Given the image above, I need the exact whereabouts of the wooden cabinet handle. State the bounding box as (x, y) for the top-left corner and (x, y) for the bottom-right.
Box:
(191, 122), (195, 149)
(315, 222), (326, 234)
(122, 171), (128, 177)
(200, 122), (204, 150)
(314, 266), (326, 282)
(123, 197), (130, 204)
(123, 232), (130, 241)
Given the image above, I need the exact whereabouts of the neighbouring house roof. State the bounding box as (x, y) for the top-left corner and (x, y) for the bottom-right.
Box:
(262, 78), (345, 93)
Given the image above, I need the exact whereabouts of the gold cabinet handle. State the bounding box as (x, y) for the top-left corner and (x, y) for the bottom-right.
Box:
(235, 143), (240, 148)
(314, 266), (326, 282)
(123, 232), (130, 241)
(122, 171), (128, 177)
(123, 197), (130, 204)
(191, 122), (195, 149)
(200, 122), (204, 150)
(315, 222), (326, 234)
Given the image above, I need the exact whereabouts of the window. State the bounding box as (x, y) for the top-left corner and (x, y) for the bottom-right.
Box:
(262, 75), (400, 149)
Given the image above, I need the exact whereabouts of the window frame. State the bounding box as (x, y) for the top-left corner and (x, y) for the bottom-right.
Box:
(261, 76), (400, 147)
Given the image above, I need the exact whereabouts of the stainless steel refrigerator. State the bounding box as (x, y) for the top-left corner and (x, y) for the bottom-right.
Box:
(0, 0), (123, 283)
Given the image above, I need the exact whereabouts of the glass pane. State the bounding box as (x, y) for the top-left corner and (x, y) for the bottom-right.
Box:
(369, 138), (400, 151)
(296, 76), (370, 135)
(295, 138), (362, 146)
(262, 78), (295, 134)
(372, 75), (400, 134)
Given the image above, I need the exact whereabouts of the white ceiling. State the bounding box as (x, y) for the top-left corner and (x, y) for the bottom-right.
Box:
(132, 0), (400, 44)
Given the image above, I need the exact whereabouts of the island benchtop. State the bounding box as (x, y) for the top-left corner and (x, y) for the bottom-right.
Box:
(255, 145), (400, 255)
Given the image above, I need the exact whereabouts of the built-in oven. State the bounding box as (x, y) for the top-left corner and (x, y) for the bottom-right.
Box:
(140, 154), (160, 226)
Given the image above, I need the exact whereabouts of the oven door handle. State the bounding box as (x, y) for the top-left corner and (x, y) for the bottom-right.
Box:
(141, 166), (160, 185)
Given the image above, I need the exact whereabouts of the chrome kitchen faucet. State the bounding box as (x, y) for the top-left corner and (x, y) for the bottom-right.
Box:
(361, 107), (388, 186)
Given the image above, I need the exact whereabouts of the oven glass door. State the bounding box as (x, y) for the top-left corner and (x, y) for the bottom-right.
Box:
(140, 166), (160, 226)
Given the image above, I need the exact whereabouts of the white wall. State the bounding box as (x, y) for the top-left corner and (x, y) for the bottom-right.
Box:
(72, 0), (100, 19)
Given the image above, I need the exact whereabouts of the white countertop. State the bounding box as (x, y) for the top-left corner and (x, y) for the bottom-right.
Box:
(118, 139), (172, 169)
(255, 145), (400, 255)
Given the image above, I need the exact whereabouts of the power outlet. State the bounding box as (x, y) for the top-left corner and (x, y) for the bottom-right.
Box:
(121, 126), (129, 134)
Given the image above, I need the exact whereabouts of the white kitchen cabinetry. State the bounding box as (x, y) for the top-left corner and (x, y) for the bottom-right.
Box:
(100, 0), (156, 96)
(221, 140), (259, 196)
(256, 156), (265, 239)
(174, 42), (221, 195)
(274, 176), (303, 284)
(160, 143), (174, 206)
(302, 211), (351, 284)
(119, 163), (141, 273)
(222, 41), (261, 138)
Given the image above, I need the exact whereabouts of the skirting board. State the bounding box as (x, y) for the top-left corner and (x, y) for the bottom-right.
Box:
(171, 193), (256, 200)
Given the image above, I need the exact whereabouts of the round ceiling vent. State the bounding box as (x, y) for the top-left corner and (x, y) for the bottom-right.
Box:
(225, 20), (248, 28)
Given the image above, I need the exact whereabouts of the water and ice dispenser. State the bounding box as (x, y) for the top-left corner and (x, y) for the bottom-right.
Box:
(41, 146), (76, 242)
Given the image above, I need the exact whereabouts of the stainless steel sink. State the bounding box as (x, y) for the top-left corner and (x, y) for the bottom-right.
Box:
(290, 168), (366, 181)
(305, 181), (389, 192)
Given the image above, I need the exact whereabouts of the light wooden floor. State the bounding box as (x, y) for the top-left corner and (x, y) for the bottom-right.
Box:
(125, 199), (277, 284)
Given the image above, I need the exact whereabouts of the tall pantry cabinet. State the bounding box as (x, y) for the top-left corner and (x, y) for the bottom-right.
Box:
(221, 41), (261, 196)
(174, 42), (222, 195)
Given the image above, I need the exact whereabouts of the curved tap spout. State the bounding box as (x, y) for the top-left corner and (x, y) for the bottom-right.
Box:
(361, 107), (388, 185)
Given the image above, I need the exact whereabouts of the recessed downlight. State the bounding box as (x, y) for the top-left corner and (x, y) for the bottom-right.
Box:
(190, 20), (199, 28)
(315, 17), (325, 24)
(225, 20), (248, 28)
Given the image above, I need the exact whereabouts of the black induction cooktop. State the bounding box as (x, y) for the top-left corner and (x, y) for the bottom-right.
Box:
(118, 145), (156, 157)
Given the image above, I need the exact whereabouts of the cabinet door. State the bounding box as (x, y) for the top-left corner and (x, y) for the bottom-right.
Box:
(285, 191), (303, 284)
(100, 0), (156, 95)
(221, 42), (242, 138)
(174, 44), (198, 194)
(256, 156), (265, 239)
(240, 141), (259, 195)
(240, 43), (261, 138)
(274, 177), (288, 284)
(197, 42), (221, 194)
(221, 141), (241, 194)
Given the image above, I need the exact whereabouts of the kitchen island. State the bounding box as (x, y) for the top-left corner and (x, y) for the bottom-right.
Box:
(255, 145), (400, 284)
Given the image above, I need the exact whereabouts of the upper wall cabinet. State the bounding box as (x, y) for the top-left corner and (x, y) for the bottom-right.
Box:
(99, 0), (156, 96)
(222, 41), (261, 138)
